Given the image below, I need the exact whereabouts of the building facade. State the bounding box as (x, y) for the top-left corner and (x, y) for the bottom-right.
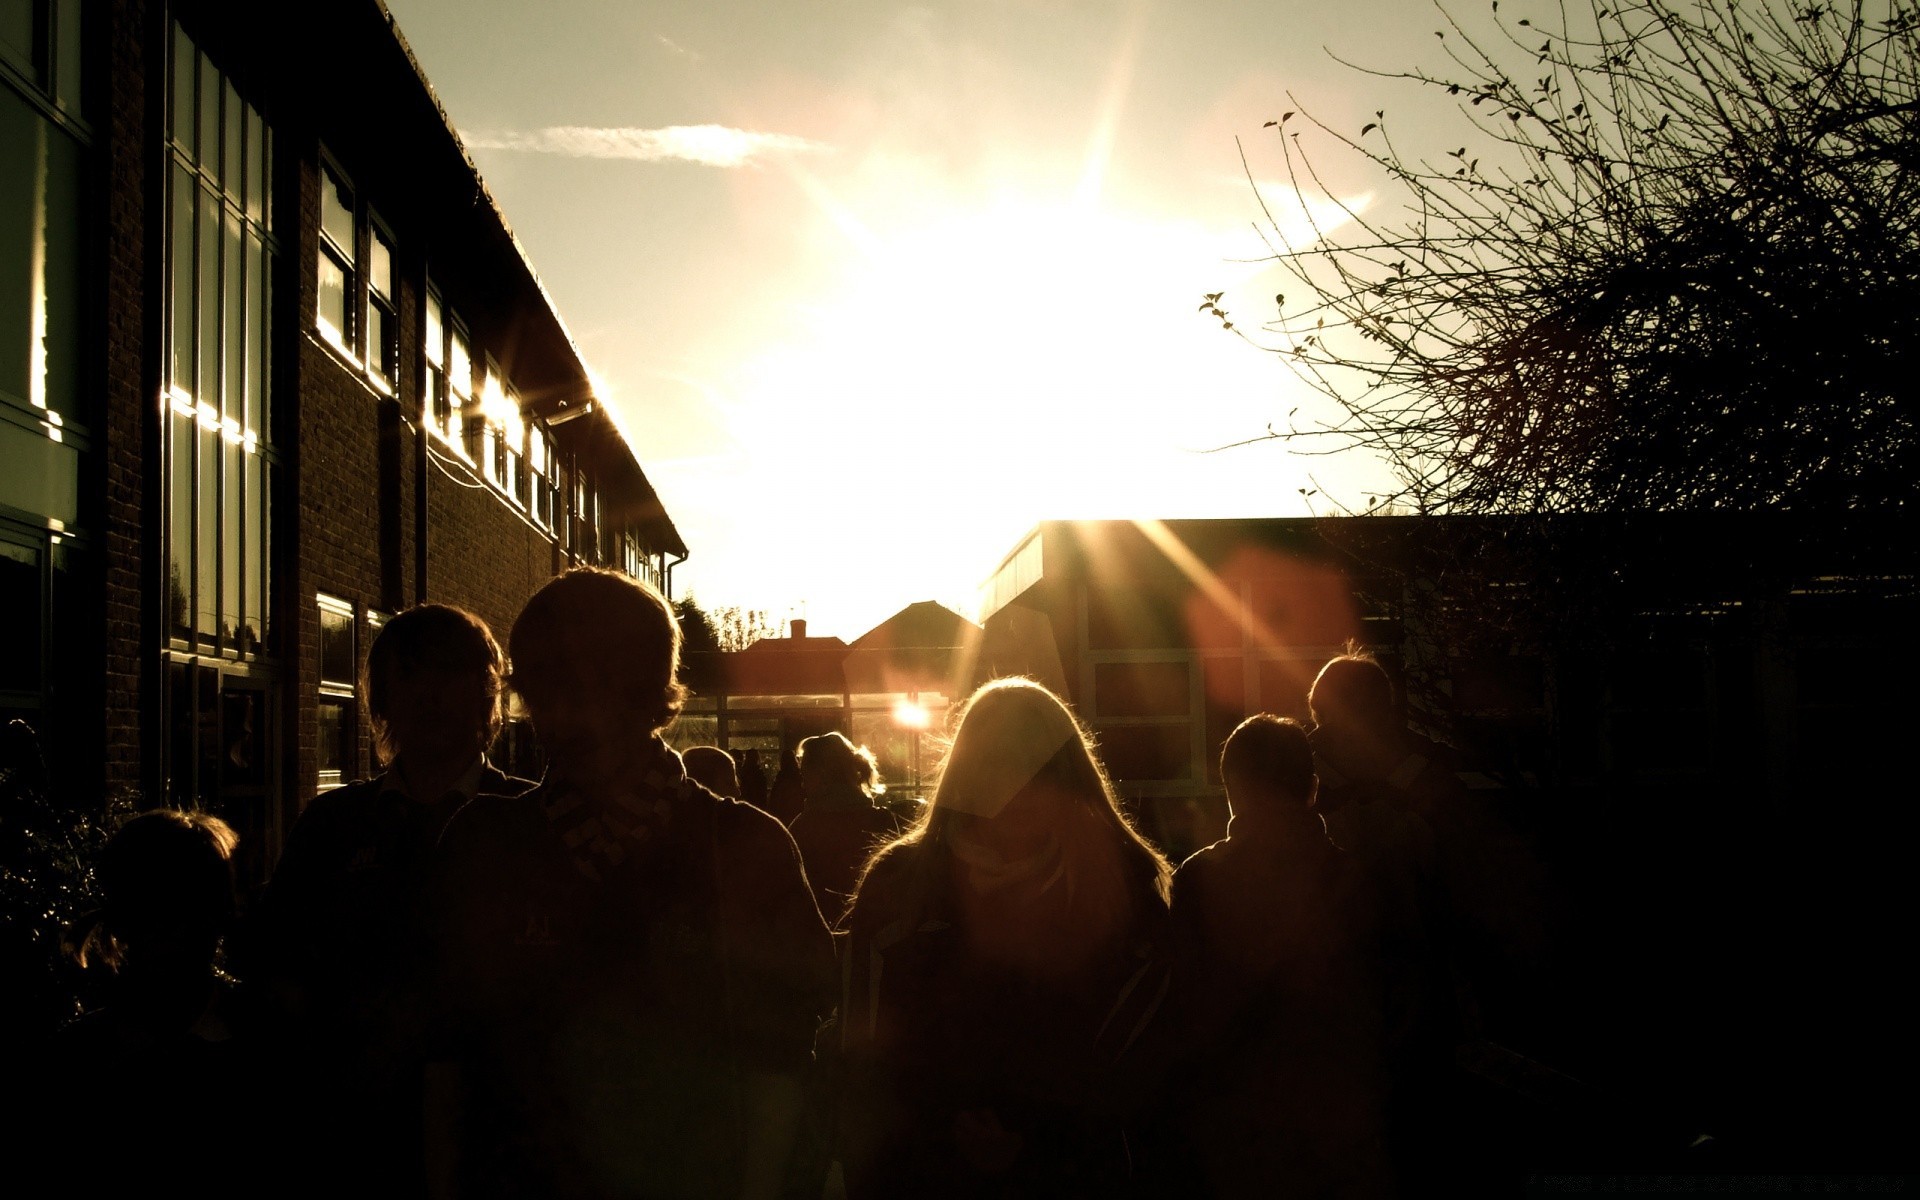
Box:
(1, 0), (685, 882)
(977, 516), (1913, 856)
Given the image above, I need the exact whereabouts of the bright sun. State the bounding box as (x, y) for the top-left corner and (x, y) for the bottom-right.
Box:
(678, 189), (1388, 637)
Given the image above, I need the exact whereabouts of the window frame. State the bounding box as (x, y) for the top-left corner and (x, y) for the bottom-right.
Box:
(313, 151), (397, 395)
(315, 591), (358, 792)
(316, 158), (356, 359)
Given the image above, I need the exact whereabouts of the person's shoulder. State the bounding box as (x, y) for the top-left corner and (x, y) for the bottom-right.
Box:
(297, 777), (381, 821)
(280, 779), (382, 852)
(844, 836), (926, 922)
(438, 785), (547, 858)
(478, 763), (538, 799)
(1168, 839), (1228, 905)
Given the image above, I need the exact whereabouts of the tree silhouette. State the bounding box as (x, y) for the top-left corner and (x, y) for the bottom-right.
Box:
(1223, 0), (1918, 514)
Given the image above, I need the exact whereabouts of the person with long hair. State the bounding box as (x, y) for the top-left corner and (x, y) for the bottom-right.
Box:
(787, 732), (899, 925)
(837, 677), (1172, 1197)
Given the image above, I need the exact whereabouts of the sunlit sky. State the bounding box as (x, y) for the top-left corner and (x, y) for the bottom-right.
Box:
(383, 0), (1463, 639)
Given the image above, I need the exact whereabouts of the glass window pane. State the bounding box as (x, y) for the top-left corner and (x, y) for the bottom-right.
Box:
(169, 410), (193, 640)
(424, 291), (443, 366)
(320, 169), (353, 254)
(244, 234), (263, 434)
(222, 81), (242, 199)
(367, 304), (389, 380)
(40, 124), (81, 421)
(222, 440), (240, 649)
(317, 699), (350, 788)
(1, 1), (34, 79)
(369, 229), (392, 299)
(170, 24), (194, 153)
(55, 0), (83, 115)
(167, 661), (193, 802)
(243, 453), (262, 653)
(0, 89), (33, 407)
(198, 189), (218, 398)
(260, 460), (272, 648)
(196, 423), (218, 639)
(0, 540), (40, 692)
(224, 212), (243, 420)
(244, 106), (263, 225)
(319, 603), (354, 686)
(316, 253), (347, 348)
(197, 51), (218, 177)
(169, 165), (195, 392)
(261, 127), (273, 234)
(449, 328), (469, 396)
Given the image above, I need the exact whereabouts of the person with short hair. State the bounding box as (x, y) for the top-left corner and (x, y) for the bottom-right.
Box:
(838, 677), (1172, 1197)
(45, 809), (265, 1197)
(682, 745), (742, 799)
(432, 567), (834, 1199)
(1159, 713), (1392, 1197)
(253, 603), (530, 1196)
(788, 731), (900, 926)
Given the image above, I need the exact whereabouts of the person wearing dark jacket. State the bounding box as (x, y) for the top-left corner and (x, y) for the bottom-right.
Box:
(1162, 714), (1392, 1197)
(252, 603), (530, 1197)
(431, 568), (835, 1199)
(787, 732), (901, 926)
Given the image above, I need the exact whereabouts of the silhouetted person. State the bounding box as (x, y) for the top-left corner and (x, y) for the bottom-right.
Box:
(1308, 652), (1482, 1189)
(763, 746), (806, 826)
(431, 568), (834, 1199)
(787, 732), (901, 926)
(1161, 715), (1391, 1197)
(682, 744), (742, 799)
(38, 810), (265, 1196)
(839, 678), (1171, 1198)
(1310, 652), (1461, 829)
(737, 747), (770, 812)
(252, 603), (530, 1196)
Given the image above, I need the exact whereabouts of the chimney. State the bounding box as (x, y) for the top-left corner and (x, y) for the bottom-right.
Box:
(791, 618), (808, 640)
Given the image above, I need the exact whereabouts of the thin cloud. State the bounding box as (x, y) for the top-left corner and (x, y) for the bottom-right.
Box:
(461, 124), (829, 168)
(655, 35), (702, 62)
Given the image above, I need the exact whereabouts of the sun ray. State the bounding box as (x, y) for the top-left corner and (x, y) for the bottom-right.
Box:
(1072, 0), (1151, 213)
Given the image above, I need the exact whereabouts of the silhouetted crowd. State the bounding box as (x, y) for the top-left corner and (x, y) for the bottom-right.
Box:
(14, 567), (1541, 1198)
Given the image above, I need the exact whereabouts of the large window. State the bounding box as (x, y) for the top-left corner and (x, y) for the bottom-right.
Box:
(314, 157), (395, 392)
(474, 359), (524, 502)
(422, 285), (469, 449)
(316, 592), (355, 791)
(160, 22), (279, 850)
(164, 22), (272, 658)
(528, 424), (554, 529)
(1, 0), (85, 539)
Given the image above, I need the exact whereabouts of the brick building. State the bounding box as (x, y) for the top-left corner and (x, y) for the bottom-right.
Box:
(1, 0), (686, 881)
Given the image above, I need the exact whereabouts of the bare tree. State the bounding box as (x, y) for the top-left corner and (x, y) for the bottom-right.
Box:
(1217, 0), (1919, 513)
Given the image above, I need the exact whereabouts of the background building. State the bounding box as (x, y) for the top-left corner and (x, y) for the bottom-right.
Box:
(1, 0), (685, 884)
(976, 515), (1913, 854)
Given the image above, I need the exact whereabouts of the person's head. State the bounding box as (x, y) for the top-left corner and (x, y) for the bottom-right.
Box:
(1221, 714), (1317, 819)
(1308, 649), (1396, 736)
(509, 568), (687, 793)
(75, 809), (238, 976)
(683, 745), (741, 799)
(798, 732), (881, 803)
(901, 678), (1170, 914)
(363, 604), (505, 769)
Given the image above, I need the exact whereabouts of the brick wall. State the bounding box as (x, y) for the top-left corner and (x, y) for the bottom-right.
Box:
(96, 0), (154, 805)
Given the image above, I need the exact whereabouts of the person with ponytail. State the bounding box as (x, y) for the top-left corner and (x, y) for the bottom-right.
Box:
(787, 732), (900, 925)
